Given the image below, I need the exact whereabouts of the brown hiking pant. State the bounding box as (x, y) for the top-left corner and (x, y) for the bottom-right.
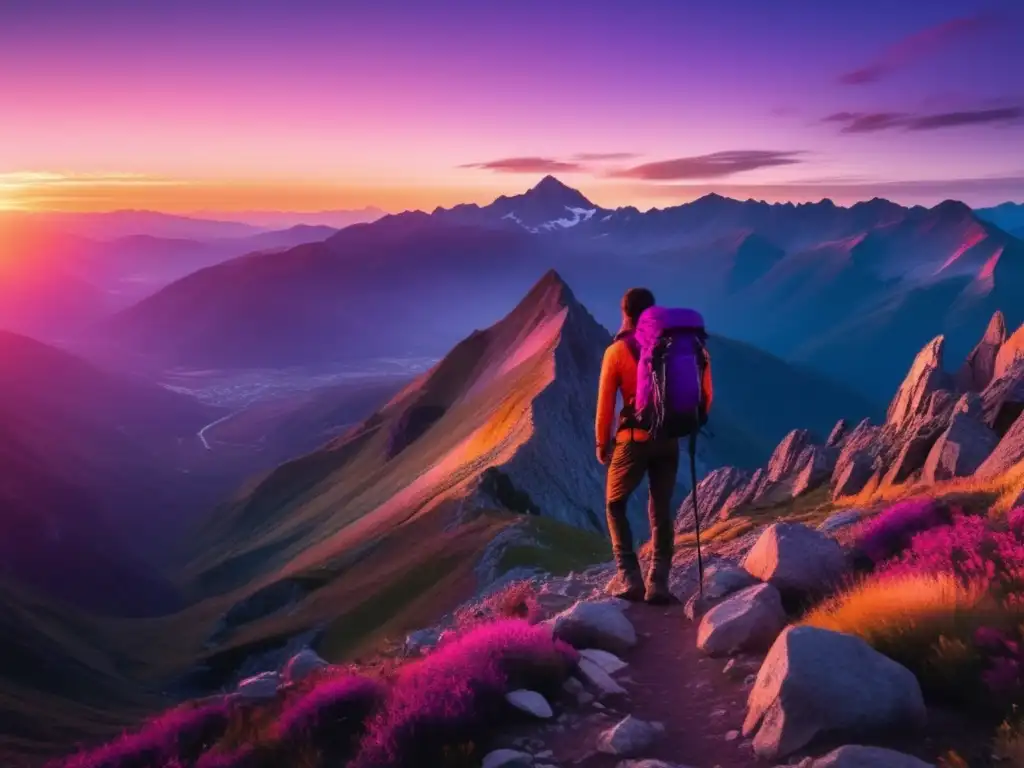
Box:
(605, 437), (679, 563)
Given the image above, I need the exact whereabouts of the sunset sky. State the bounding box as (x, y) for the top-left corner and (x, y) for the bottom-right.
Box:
(2, 0), (1023, 214)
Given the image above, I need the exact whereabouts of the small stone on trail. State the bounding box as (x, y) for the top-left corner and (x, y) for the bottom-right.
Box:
(234, 671), (281, 701)
(597, 715), (665, 757)
(281, 648), (328, 685)
(483, 749), (534, 768)
(505, 689), (554, 719)
(725, 730), (740, 742)
(549, 601), (638, 655)
(580, 647), (629, 675)
(577, 657), (628, 697)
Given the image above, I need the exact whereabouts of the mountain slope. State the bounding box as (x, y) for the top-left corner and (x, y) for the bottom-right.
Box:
(0, 332), (223, 613)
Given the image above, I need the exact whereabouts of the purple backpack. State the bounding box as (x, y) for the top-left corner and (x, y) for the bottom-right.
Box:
(621, 306), (708, 439)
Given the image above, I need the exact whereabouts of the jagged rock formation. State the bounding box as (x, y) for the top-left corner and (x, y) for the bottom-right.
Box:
(921, 393), (998, 483)
(994, 321), (1024, 381)
(886, 336), (952, 431)
(982, 357), (1024, 436)
(976, 410), (1024, 479)
(675, 467), (752, 534)
(955, 311), (1006, 392)
(825, 419), (848, 447)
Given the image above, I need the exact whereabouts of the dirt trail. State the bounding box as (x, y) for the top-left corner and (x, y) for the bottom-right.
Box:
(547, 601), (757, 768)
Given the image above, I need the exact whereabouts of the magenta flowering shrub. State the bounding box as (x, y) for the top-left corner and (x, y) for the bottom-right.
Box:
(453, 580), (543, 630)
(974, 627), (1024, 699)
(880, 513), (1024, 603)
(854, 498), (950, 565)
(53, 700), (231, 768)
(275, 674), (385, 760)
(352, 619), (578, 768)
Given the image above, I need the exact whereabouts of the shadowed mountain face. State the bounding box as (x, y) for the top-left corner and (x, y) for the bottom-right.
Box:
(104, 180), (1024, 401)
(0, 332), (226, 615)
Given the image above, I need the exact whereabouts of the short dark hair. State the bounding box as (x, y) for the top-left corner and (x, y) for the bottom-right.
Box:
(622, 287), (655, 322)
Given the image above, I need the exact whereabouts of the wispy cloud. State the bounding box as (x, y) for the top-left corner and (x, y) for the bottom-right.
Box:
(570, 152), (639, 162)
(458, 157), (583, 173)
(839, 13), (997, 85)
(609, 150), (805, 180)
(825, 107), (1022, 133)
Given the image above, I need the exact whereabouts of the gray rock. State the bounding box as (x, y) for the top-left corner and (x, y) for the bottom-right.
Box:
(791, 445), (837, 497)
(826, 419), (849, 448)
(788, 745), (934, 768)
(676, 466), (752, 533)
(597, 715), (665, 757)
(921, 394), (999, 483)
(684, 562), (759, 621)
(956, 311), (1007, 392)
(882, 418), (945, 486)
(981, 357), (1024, 435)
(817, 509), (863, 534)
(577, 657), (628, 697)
(617, 762), (697, 768)
(506, 689), (553, 719)
(404, 627), (441, 655)
(549, 601), (637, 655)
(831, 451), (875, 500)
(766, 430), (817, 483)
(482, 749), (534, 768)
(235, 671), (281, 702)
(994, 321), (1024, 381)
(886, 336), (952, 431)
(742, 523), (848, 597)
(579, 648), (628, 675)
(281, 648), (328, 685)
(976, 409), (1024, 478)
(696, 584), (787, 657)
(743, 626), (926, 759)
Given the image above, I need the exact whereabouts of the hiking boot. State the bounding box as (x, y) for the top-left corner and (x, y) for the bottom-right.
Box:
(645, 557), (677, 605)
(605, 554), (645, 602)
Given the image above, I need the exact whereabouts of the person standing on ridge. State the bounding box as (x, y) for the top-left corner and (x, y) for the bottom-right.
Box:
(596, 288), (714, 604)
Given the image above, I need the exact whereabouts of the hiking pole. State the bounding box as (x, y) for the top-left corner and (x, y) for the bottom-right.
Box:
(689, 431), (704, 597)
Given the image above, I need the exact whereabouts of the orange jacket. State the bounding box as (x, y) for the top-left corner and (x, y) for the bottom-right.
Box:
(595, 338), (713, 447)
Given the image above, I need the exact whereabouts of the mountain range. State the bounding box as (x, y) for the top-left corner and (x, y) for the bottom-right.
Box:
(101, 177), (1024, 402)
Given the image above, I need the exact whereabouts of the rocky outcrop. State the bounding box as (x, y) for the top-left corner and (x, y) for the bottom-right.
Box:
(790, 445), (837, 497)
(976, 410), (1024, 479)
(788, 745), (934, 768)
(831, 452), (874, 500)
(881, 416), (946, 487)
(766, 430), (815, 483)
(742, 523), (847, 598)
(743, 626), (927, 759)
(921, 393), (998, 483)
(675, 467), (752, 534)
(982, 357), (1024, 436)
(994, 321), (1024, 381)
(696, 584), (786, 657)
(886, 336), (952, 432)
(826, 419), (848, 448)
(955, 310), (1006, 392)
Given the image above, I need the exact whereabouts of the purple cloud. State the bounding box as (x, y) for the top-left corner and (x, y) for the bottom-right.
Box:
(826, 107), (1022, 133)
(839, 13), (997, 85)
(460, 157), (583, 173)
(609, 150), (805, 180)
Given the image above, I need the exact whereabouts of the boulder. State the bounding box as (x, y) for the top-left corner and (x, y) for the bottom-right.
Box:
(887, 336), (953, 431)
(482, 749), (534, 768)
(956, 310), (1007, 392)
(549, 601), (637, 655)
(786, 744), (934, 768)
(831, 451), (875, 500)
(817, 509), (863, 534)
(597, 715), (665, 757)
(579, 648), (628, 676)
(676, 466), (752, 533)
(743, 626), (926, 759)
(921, 393), (998, 483)
(235, 671), (281, 702)
(281, 648), (328, 685)
(505, 689), (553, 719)
(833, 420), (883, 489)
(696, 584), (786, 657)
(741, 523), (848, 597)
(826, 419), (849, 448)
(994, 321), (1024, 381)
(982, 357), (1024, 435)
(684, 562), (760, 621)
(976, 410), (1024, 479)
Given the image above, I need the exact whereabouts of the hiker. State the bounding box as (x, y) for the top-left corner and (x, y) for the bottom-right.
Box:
(596, 288), (713, 604)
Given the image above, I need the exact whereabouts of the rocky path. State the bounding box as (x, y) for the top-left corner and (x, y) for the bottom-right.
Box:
(546, 601), (756, 768)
